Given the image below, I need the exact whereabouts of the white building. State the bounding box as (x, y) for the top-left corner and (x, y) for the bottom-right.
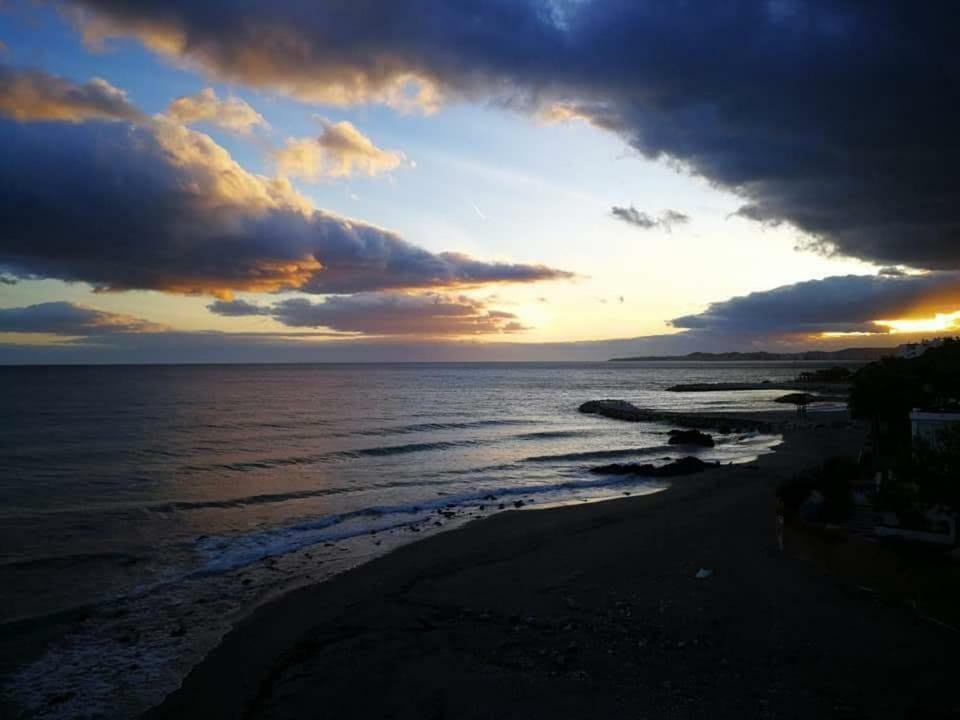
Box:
(897, 338), (947, 359)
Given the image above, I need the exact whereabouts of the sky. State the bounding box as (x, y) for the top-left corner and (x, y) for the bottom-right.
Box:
(0, 0), (958, 362)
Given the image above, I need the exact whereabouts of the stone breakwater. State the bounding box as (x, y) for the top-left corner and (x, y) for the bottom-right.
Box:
(577, 400), (778, 433)
(666, 381), (850, 394)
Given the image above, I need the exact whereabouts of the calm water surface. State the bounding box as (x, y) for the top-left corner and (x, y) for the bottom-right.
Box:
(1, 362), (820, 717)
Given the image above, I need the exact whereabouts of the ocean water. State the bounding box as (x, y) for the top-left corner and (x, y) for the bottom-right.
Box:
(0, 362), (822, 717)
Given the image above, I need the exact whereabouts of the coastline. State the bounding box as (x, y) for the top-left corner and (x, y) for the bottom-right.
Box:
(143, 409), (954, 718)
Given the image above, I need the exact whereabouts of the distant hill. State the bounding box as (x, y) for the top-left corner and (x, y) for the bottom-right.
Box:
(609, 348), (895, 362)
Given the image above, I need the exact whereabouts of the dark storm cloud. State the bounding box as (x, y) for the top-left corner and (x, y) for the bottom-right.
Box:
(208, 292), (526, 335)
(671, 273), (960, 336)
(611, 206), (689, 231)
(69, 0), (960, 269)
(0, 116), (572, 296)
(0, 301), (163, 334)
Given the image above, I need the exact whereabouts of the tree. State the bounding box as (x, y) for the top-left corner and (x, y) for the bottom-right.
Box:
(848, 338), (960, 459)
(848, 357), (922, 457)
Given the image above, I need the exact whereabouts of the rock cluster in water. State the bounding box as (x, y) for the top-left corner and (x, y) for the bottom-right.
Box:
(590, 456), (717, 477)
(578, 399), (645, 421)
(667, 429), (715, 447)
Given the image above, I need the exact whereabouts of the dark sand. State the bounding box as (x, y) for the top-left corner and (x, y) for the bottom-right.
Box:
(146, 412), (955, 719)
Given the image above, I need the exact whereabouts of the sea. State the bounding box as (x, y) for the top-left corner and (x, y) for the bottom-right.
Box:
(0, 362), (840, 718)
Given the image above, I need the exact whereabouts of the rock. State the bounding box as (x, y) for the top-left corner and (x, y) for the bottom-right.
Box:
(513, 500), (525, 508)
(591, 456), (717, 477)
(774, 392), (815, 405)
(667, 429), (715, 447)
(578, 399), (645, 421)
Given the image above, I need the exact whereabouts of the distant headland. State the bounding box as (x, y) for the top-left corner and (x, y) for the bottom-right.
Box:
(609, 348), (895, 362)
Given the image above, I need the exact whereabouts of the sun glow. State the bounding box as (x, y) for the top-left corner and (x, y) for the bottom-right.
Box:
(873, 310), (960, 334)
(818, 331), (877, 338)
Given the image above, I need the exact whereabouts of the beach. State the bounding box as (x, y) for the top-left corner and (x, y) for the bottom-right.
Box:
(145, 410), (955, 719)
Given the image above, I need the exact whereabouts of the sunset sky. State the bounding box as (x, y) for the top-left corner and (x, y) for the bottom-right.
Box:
(1, 0), (958, 362)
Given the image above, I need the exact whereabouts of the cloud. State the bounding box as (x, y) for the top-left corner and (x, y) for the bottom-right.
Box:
(65, 1), (960, 270)
(0, 317), (906, 365)
(611, 206), (656, 229)
(611, 206), (689, 232)
(0, 65), (142, 122)
(0, 81), (572, 297)
(670, 272), (960, 337)
(0, 301), (164, 334)
(274, 119), (403, 180)
(166, 87), (266, 134)
(71, 1), (450, 112)
(206, 298), (271, 317)
(878, 266), (907, 277)
(659, 210), (690, 228)
(209, 292), (526, 336)
(0, 299), (698, 362)
(13, 273), (960, 362)
(535, 102), (624, 133)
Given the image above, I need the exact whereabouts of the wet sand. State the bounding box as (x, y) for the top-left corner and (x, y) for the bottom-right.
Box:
(146, 411), (955, 719)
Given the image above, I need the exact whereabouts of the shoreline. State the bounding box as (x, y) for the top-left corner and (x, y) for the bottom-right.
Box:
(0, 408), (786, 718)
(0, 407), (783, 715)
(143, 409), (953, 718)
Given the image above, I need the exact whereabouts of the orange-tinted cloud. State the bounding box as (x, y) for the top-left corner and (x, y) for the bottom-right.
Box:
(0, 65), (142, 122)
(73, 4), (443, 112)
(274, 119), (403, 181)
(166, 88), (267, 134)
